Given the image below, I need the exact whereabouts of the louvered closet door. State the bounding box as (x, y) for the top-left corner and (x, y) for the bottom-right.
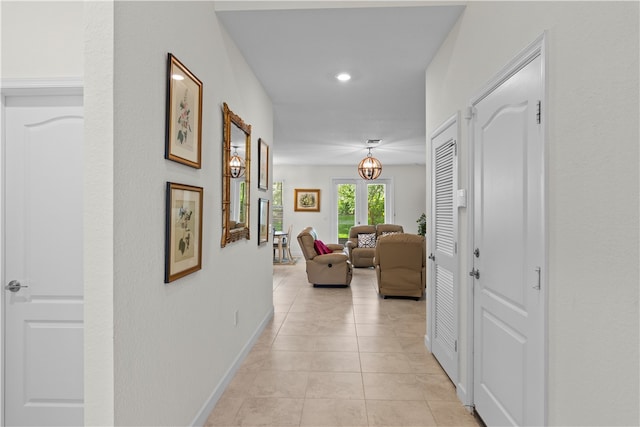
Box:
(429, 114), (459, 385)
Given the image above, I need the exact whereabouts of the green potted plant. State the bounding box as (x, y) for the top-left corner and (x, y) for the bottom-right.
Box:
(417, 213), (426, 236)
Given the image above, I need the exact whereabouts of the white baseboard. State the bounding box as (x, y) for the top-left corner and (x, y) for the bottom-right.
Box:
(190, 306), (275, 427)
(424, 333), (432, 352)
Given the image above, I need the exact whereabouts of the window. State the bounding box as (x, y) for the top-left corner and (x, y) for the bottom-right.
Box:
(272, 181), (283, 232)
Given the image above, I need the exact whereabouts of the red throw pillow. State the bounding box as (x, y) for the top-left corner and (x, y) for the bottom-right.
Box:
(313, 239), (333, 255)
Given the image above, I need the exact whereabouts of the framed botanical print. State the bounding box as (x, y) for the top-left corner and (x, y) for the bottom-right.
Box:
(165, 182), (203, 282)
(165, 53), (203, 168)
(258, 138), (269, 190)
(294, 188), (320, 212)
(258, 198), (270, 245)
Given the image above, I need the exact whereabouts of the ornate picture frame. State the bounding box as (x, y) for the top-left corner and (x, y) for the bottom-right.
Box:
(165, 53), (203, 168)
(165, 182), (203, 283)
(294, 188), (321, 212)
(258, 198), (270, 245)
(258, 138), (269, 190)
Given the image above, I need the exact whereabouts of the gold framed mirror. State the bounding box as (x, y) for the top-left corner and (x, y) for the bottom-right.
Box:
(221, 102), (251, 247)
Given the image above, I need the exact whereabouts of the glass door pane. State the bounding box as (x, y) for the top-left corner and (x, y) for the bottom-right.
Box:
(337, 183), (356, 244)
(272, 181), (283, 231)
(367, 183), (386, 225)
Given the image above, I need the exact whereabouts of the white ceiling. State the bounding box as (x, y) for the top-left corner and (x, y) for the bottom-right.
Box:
(216, 3), (465, 166)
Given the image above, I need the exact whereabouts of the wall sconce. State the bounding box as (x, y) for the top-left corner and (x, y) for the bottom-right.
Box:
(357, 147), (382, 180)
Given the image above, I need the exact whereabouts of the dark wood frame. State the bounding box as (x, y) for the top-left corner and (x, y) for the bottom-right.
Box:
(165, 53), (203, 168)
(165, 182), (203, 282)
(258, 198), (270, 245)
(258, 138), (269, 190)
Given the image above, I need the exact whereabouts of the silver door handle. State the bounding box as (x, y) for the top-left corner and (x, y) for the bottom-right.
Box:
(5, 280), (28, 293)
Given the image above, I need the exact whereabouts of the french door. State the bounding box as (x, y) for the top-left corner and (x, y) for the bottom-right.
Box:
(332, 179), (393, 243)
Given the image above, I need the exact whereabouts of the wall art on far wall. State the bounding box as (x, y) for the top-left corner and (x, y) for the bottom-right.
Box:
(165, 53), (203, 168)
(258, 138), (269, 190)
(294, 188), (320, 212)
(258, 198), (270, 245)
(165, 182), (203, 283)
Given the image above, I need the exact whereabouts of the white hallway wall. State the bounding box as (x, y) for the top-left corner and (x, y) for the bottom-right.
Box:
(425, 2), (639, 426)
(6, 1), (275, 425)
(273, 164), (427, 254)
(107, 2), (274, 425)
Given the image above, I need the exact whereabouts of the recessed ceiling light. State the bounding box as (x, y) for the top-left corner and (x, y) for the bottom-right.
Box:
(336, 73), (351, 82)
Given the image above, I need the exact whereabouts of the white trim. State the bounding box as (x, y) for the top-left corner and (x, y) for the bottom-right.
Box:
(0, 85), (5, 427)
(464, 102), (475, 411)
(1, 77), (83, 97)
(469, 34), (545, 106)
(424, 334), (431, 352)
(431, 112), (458, 140)
(466, 32), (547, 423)
(190, 306), (275, 427)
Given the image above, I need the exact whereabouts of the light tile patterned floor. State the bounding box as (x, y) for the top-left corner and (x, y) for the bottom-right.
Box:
(206, 261), (480, 427)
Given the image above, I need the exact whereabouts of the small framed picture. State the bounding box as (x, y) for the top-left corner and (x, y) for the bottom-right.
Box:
(165, 53), (203, 168)
(294, 188), (320, 212)
(165, 182), (203, 283)
(258, 138), (269, 190)
(258, 198), (270, 245)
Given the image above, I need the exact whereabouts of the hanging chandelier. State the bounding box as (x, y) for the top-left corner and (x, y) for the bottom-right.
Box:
(357, 147), (382, 180)
(229, 146), (245, 178)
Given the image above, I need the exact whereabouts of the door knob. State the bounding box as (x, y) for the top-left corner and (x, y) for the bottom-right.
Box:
(469, 269), (480, 279)
(5, 280), (28, 293)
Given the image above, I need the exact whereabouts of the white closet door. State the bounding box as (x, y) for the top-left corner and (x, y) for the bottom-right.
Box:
(471, 52), (545, 427)
(428, 113), (459, 385)
(4, 94), (84, 426)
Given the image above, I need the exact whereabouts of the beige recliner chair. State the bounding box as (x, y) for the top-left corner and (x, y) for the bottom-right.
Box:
(373, 233), (425, 299)
(297, 227), (352, 287)
(345, 224), (404, 267)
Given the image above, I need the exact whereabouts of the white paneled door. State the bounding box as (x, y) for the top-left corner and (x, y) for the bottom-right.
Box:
(471, 48), (545, 426)
(428, 114), (459, 385)
(3, 94), (84, 426)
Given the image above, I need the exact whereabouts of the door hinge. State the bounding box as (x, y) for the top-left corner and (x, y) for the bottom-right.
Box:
(464, 106), (476, 120)
(454, 340), (458, 352)
(454, 242), (457, 254)
(536, 100), (542, 124)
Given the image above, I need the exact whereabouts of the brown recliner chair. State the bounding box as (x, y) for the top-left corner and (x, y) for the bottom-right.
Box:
(345, 224), (404, 267)
(373, 233), (426, 299)
(297, 227), (352, 287)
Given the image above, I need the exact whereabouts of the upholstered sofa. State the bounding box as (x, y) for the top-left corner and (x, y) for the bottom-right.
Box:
(296, 227), (353, 287)
(345, 224), (404, 267)
(374, 233), (426, 299)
